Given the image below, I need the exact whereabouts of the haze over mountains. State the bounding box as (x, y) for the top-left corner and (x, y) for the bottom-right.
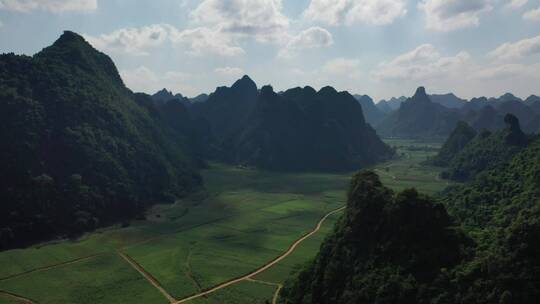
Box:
(0, 32), (393, 249)
(2, 28), (540, 304)
(157, 84), (540, 140)
(366, 88), (540, 138)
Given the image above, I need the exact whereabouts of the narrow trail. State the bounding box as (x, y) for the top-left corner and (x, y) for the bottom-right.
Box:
(174, 206), (345, 304)
(246, 278), (282, 304)
(185, 245), (203, 292)
(117, 252), (176, 303)
(0, 253), (104, 282)
(272, 284), (283, 304)
(0, 291), (35, 303)
(1, 206), (344, 304)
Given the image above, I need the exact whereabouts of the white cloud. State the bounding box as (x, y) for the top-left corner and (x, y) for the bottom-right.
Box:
(508, 0), (528, 9)
(190, 0), (289, 43)
(170, 26), (245, 57)
(279, 26), (333, 58)
(523, 7), (540, 21)
(303, 0), (407, 26)
(120, 66), (198, 96)
(0, 0), (96, 13)
(473, 63), (530, 80)
(86, 24), (245, 57)
(373, 44), (471, 81)
(418, 0), (492, 32)
(85, 24), (170, 56)
(489, 35), (540, 61)
(214, 66), (245, 78)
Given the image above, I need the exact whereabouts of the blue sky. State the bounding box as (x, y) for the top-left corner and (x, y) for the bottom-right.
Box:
(1, 0), (540, 101)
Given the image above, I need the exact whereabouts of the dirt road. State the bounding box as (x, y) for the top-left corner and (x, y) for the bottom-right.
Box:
(118, 252), (176, 303)
(174, 206), (345, 303)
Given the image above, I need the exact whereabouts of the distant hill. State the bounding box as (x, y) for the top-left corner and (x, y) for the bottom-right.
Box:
(353, 94), (387, 126)
(0, 31), (201, 249)
(430, 121), (477, 166)
(525, 95), (540, 107)
(189, 93), (209, 104)
(221, 85), (394, 171)
(461, 104), (505, 132)
(441, 114), (528, 181)
(429, 93), (467, 109)
(376, 88), (539, 138)
(376, 96), (406, 113)
(489, 92), (522, 105)
(376, 92), (466, 113)
(376, 87), (461, 138)
(152, 88), (182, 103)
(461, 98), (539, 133)
(462, 97), (489, 112)
(190, 75), (258, 142)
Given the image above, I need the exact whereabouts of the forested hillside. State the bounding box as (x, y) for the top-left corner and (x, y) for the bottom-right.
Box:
(0, 32), (201, 249)
(280, 172), (470, 304)
(191, 81), (394, 171)
(281, 134), (540, 304)
(440, 114), (528, 181)
(429, 121), (477, 166)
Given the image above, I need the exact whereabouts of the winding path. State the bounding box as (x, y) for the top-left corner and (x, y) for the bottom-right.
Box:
(2, 206), (344, 304)
(174, 206), (345, 303)
(0, 253), (104, 282)
(246, 278), (282, 304)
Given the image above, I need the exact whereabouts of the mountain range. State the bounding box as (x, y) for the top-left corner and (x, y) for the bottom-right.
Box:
(190, 79), (394, 171)
(155, 86), (540, 140)
(0, 32), (394, 248)
(373, 88), (540, 138)
(0, 31), (201, 249)
(281, 122), (540, 304)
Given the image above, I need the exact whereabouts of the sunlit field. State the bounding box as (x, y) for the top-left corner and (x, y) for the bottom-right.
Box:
(0, 140), (449, 304)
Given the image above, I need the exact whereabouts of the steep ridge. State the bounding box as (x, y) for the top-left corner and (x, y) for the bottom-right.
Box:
(0, 31), (201, 249)
(353, 94), (387, 126)
(429, 121), (477, 166)
(441, 114), (528, 181)
(377, 87), (461, 138)
(223, 86), (393, 171)
(281, 135), (540, 304)
(280, 172), (469, 304)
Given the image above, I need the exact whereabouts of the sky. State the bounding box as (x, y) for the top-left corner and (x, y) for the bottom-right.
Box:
(0, 0), (540, 101)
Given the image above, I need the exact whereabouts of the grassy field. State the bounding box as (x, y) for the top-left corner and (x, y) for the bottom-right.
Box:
(0, 139), (449, 304)
(375, 139), (449, 195)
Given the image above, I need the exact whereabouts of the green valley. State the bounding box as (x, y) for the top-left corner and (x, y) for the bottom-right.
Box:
(0, 140), (448, 304)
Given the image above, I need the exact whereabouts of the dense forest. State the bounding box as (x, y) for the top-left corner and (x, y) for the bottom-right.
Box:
(438, 114), (529, 181)
(0, 32), (202, 249)
(190, 78), (394, 171)
(280, 128), (540, 304)
(429, 121), (477, 166)
(0, 32), (394, 249)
